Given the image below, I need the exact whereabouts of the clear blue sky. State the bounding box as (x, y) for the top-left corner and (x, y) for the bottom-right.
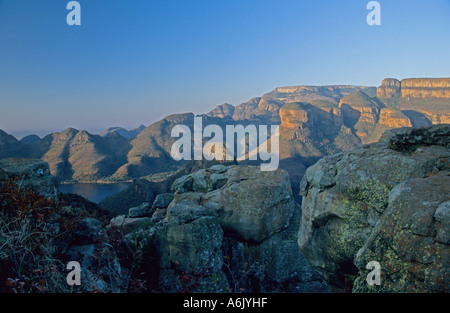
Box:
(0, 0), (449, 138)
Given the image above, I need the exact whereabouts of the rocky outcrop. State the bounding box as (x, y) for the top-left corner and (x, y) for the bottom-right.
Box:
(0, 158), (59, 200)
(279, 102), (345, 138)
(298, 124), (450, 291)
(339, 90), (382, 124)
(163, 165), (328, 292)
(377, 78), (401, 98)
(115, 165), (329, 293)
(279, 103), (311, 130)
(171, 165), (295, 243)
(273, 85), (377, 105)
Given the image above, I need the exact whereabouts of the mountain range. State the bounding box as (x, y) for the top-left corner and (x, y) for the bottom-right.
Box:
(1, 78), (449, 191)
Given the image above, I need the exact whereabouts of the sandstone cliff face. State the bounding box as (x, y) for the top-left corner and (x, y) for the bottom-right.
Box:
(377, 78), (401, 98)
(279, 101), (344, 131)
(273, 85), (377, 105)
(401, 78), (450, 99)
(378, 108), (412, 128)
(377, 78), (450, 99)
(298, 124), (450, 291)
(279, 103), (311, 129)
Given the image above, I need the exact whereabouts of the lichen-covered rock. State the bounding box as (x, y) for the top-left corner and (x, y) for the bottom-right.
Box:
(109, 215), (153, 234)
(128, 202), (151, 218)
(0, 158), (59, 200)
(171, 166), (296, 243)
(152, 193), (174, 209)
(171, 166), (229, 194)
(435, 201), (450, 245)
(353, 174), (450, 292)
(380, 123), (450, 152)
(298, 124), (450, 288)
(160, 201), (228, 292)
(202, 166), (295, 243)
(156, 164), (328, 293)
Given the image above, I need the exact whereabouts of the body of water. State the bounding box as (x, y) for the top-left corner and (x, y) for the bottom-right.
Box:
(59, 182), (131, 204)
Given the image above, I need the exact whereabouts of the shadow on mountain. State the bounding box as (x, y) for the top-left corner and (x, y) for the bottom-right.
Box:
(402, 110), (432, 127)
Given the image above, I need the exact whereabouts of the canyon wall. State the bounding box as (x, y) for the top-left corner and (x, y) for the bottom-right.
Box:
(377, 78), (450, 99)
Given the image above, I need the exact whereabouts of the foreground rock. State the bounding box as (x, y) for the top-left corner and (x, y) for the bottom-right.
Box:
(0, 158), (59, 200)
(116, 165), (328, 293)
(171, 165), (295, 243)
(299, 124), (450, 291)
(353, 174), (449, 292)
(0, 158), (126, 293)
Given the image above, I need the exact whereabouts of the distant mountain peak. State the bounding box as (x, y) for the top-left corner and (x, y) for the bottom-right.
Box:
(60, 127), (79, 136)
(20, 134), (40, 144)
(100, 124), (147, 139)
(207, 103), (235, 118)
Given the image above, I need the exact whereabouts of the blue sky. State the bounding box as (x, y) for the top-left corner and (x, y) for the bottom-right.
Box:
(0, 0), (449, 138)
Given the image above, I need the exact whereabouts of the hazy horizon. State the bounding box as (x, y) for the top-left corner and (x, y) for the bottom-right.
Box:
(3, 78), (446, 140)
(1, 0), (449, 138)
(4, 80), (379, 139)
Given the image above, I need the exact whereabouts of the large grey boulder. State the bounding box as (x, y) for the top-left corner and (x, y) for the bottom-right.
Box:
(299, 124), (450, 290)
(128, 202), (151, 218)
(152, 193), (174, 209)
(109, 215), (153, 234)
(156, 165), (328, 293)
(172, 165), (295, 243)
